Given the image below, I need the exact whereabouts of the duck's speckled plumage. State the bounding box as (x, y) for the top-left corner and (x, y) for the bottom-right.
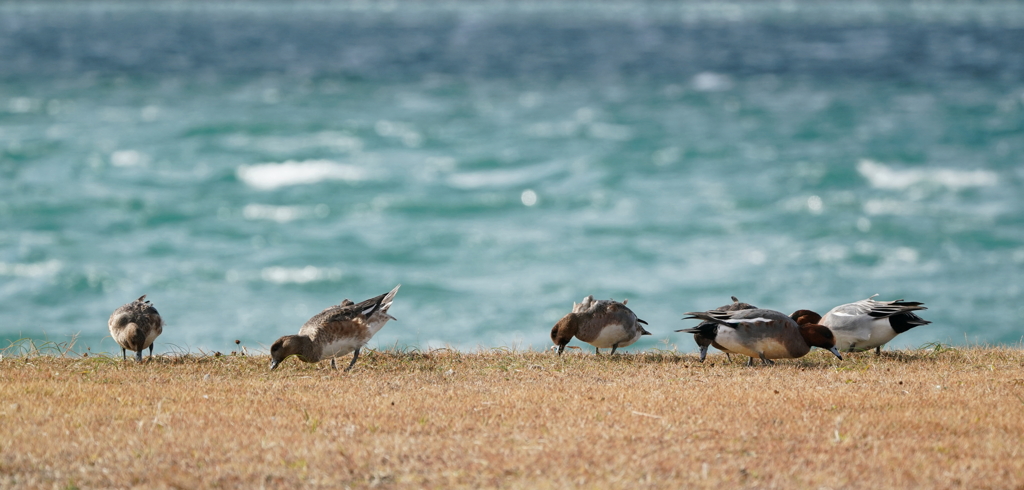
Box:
(270, 285), (400, 371)
(107, 295), (163, 362)
(552, 295), (650, 355)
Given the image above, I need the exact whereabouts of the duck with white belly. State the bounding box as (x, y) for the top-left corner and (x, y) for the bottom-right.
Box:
(269, 285), (400, 371)
(551, 295), (651, 355)
(817, 295), (931, 354)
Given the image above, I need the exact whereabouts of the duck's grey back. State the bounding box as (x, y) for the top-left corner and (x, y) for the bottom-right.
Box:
(691, 297), (758, 351)
(108, 295), (164, 350)
(821, 299), (875, 332)
(575, 299), (640, 341)
(109, 296), (162, 329)
(823, 296), (930, 341)
(714, 308), (799, 338)
(696, 296), (757, 330)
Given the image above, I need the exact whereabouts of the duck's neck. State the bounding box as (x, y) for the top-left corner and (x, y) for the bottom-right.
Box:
(296, 336), (323, 363)
(552, 314), (581, 345)
(798, 324), (831, 350)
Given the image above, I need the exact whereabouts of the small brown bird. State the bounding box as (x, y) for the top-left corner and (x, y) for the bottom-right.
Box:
(269, 285), (400, 371)
(551, 295), (650, 355)
(107, 295), (164, 362)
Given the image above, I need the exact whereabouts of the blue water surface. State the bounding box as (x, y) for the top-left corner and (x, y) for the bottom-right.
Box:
(1, 1), (1023, 354)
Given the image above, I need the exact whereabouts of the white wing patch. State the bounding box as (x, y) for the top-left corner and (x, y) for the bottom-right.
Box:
(725, 317), (774, 324)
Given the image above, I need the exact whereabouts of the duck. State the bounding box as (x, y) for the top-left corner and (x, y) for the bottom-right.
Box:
(108, 295), (164, 362)
(551, 295), (651, 355)
(679, 308), (842, 365)
(816, 295), (931, 354)
(269, 284), (400, 371)
(674, 296), (756, 362)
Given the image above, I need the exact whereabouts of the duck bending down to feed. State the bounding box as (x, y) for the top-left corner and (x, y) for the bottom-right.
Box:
(816, 295), (931, 354)
(679, 308), (843, 366)
(108, 295), (164, 362)
(551, 295), (651, 355)
(674, 296), (756, 362)
(270, 285), (400, 371)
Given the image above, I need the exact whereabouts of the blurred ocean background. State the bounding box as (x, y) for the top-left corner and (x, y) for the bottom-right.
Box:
(1, 1), (1023, 355)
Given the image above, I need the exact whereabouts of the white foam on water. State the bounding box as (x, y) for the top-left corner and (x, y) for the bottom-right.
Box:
(242, 204), (328, 222)
(260, 266), (342, 284)
(237, 160), (367, 190)
(375, 120), (423, 148)
(863, 199), (919, 216)
(0, 260), (62, 278)
(692, 72), (734, 92)
(857, 159), (998, 190)
(110, 150), (149, 167)
(225, 132), (363, 154)
(447, 163), (560, 190)
(7, 97), (39, 113)
(524, 120), (581, 138)
(587, 122), (633, 141)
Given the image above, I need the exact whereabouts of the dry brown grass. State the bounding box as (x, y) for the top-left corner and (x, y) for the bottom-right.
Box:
(1, 343), (1023, 489)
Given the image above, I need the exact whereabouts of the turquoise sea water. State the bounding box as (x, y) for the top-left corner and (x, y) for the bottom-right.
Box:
(2, 1), (1023, 355)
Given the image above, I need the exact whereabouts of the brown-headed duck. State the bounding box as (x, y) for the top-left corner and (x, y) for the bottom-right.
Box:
(680, 308), (842, 365)
(551, 295), (650, 355)
(270, 284), (400, 371)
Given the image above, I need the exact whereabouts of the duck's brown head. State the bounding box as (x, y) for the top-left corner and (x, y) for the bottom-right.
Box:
(269, 335), (310, 370)
(790, 309), (822, 326)
(550, 314), (581, 355)
(797, 323), (843, 361)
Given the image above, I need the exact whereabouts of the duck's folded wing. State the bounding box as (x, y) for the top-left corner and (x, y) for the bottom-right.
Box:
(829, 298), (876, 317)
(866, 299), (927, 318)
(334, 285), (401, 321)
(684, 308), (788, 328)
(822, 303), (875, 344)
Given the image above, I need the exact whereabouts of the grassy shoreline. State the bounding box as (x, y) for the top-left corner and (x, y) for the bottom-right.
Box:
(2, 347), (1023, 489)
